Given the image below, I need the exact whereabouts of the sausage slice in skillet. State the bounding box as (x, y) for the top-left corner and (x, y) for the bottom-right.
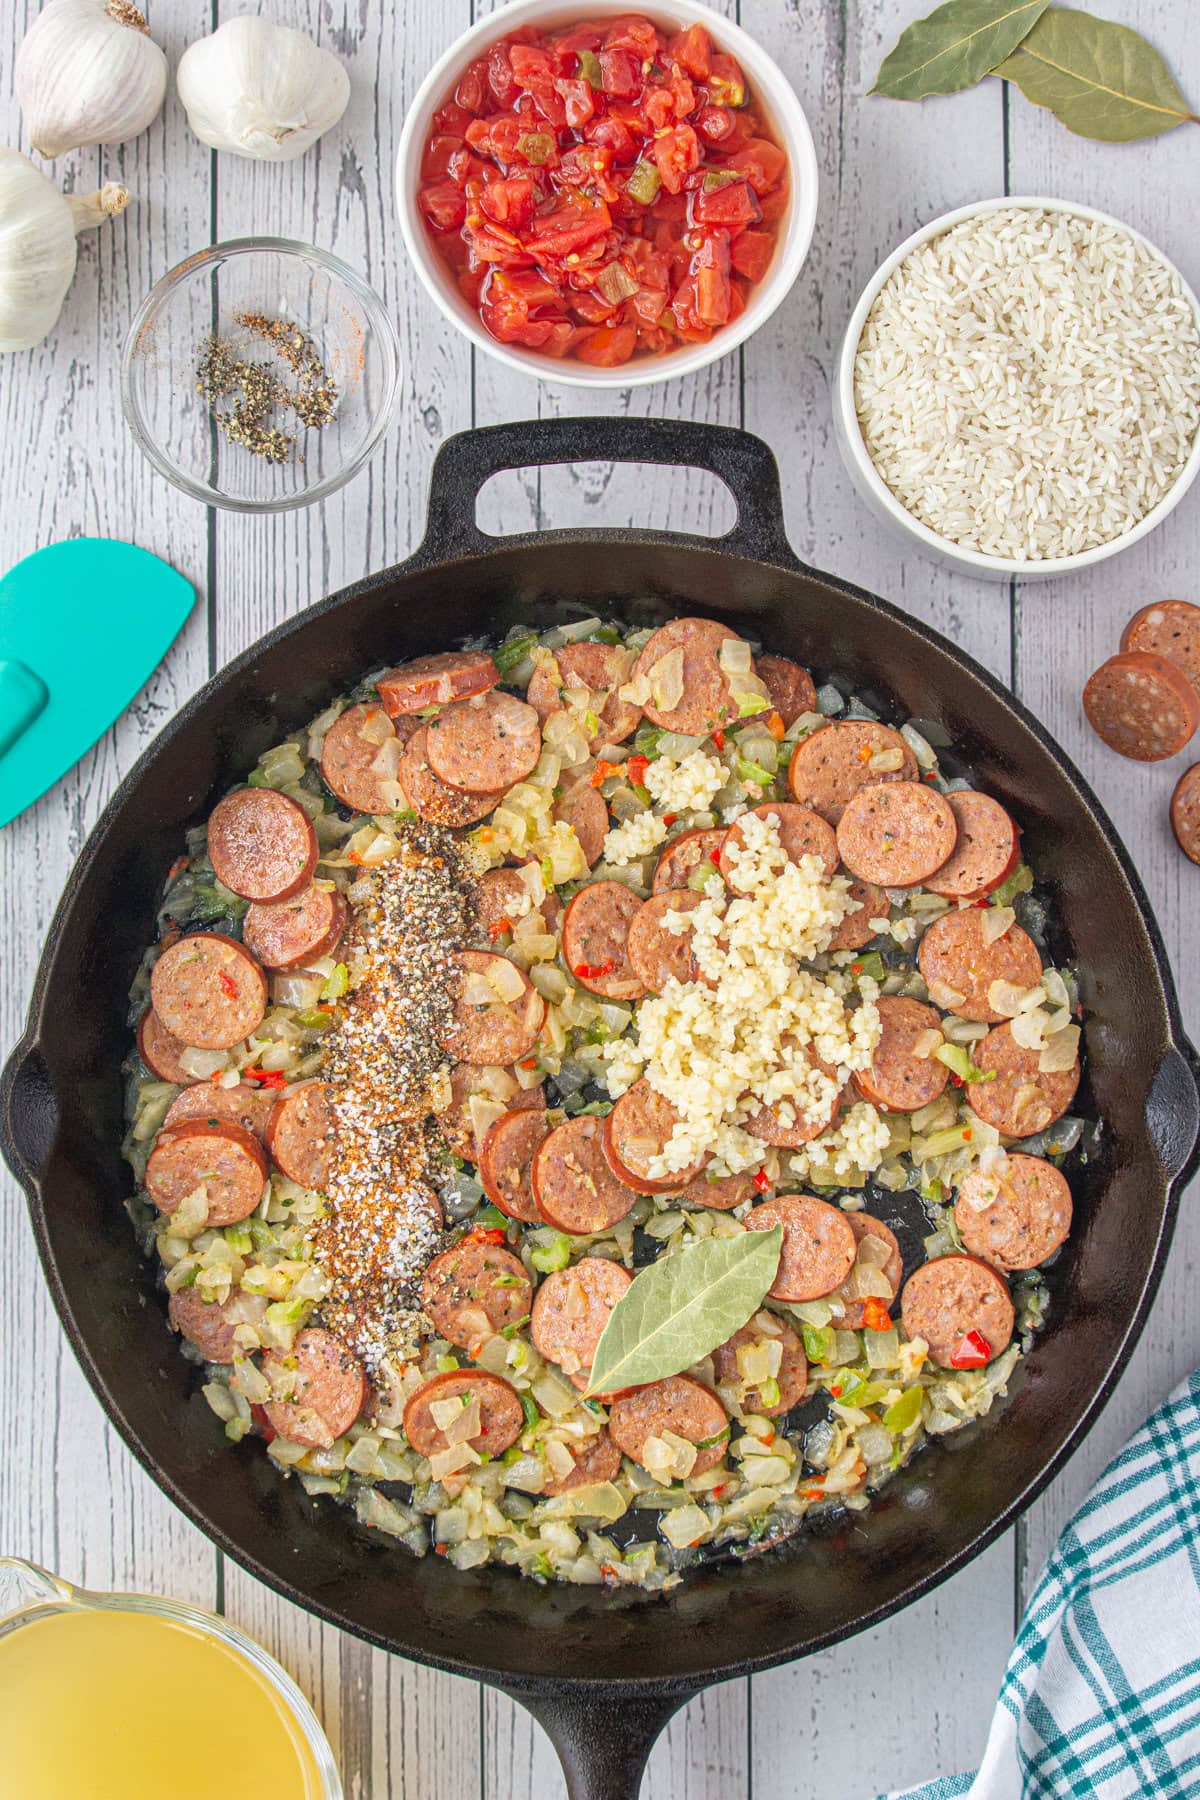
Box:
(163, 1081), (275, 1141)
(923, 792), (1019, 900)
(968, 1022), (1081, 1138)
(399, 723), (504, 826)
(625, 890), (703, 993)
(607, 1376), (729, 1473)
(525, 641), (641, 749)
(651, 826), (726, 894)
(787, 720), (918, 825)
(145, 1118), (268, 1225)
(712, 1316), (808, 1417)
(531, 1115), (639, 1235)
(632, 617), (746, 736)
(754, 654), (817, 728)
(918, 908), (1043, 1024)
(320, 703), (411, 816)
(206, 787), (318, 904)
(827, 879), (888, 952)
(561, 882), (646, 1000)
(262, 1328), (367, 1449)
(478, 1107), (551, 1223)
(441, 951), (546, 1065)
(852, 996), (949, 1112)
(553, 776), (609, 867)
(420, 1238), (533, 1350)
(266, 1081), (333, 1189)
(542, 1429), (623, 1496)
(376, 650), (499, 717)
(150, 933), (267, 1050)
(900, 1255), (1014, 1369)
(403, 1369), (524, 1460)
(530, 1257), (632, 1389)
(954, 1153), (1073, 1271)
(836, 781), (957, 888)
(167, 1286), (268, 1364)
(243, 885), (347, 971)
(720, 801), (838, 892)
(603, 1078), (708, 1194)
(137, 1007), (201, 1085)
(425, 691), (543, 794)
(745, 1194), (857, 1303)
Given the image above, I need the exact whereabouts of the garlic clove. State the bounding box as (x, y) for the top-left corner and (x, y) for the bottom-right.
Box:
(176, 17), (351, 165)
(16, 0), (168, 161)
(0, 150), (130, 353)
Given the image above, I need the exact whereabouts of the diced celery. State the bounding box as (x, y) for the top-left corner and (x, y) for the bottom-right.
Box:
(884, 1387), (924, 1434)
(475, 1204), (509, 1231)
(223, 1224), (253, 1255)
(530, 1233), (572, 1273)
(850, 951), (885, 982)
(736, 757), (775, 786)
(758, 1377), (781, 1409)
(577, 48), (603, 87)
(633, 724), (664, 758)
(801, 1322), (835, 1364)
(627, 160), (661, 204)
(990, 863), (1034, 908)
(320, 962), (349, 1001)
(294, 1008), (335, 1031)
(736, 692), (771, 717)
(934, 1042), (995, 1083)
(493, 633), (538, 678)
(520, 1392), (541, 1430)
(436, 1354), (460, 1374)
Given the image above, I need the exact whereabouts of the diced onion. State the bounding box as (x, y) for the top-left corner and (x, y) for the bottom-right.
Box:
(1039, 1024), (1081, 1074)
(1010, 1008), (1050, 1051)
(912, 1027), (943, 1061)
(868, 747), (905, 773)
(429, 1443), (481, 1480)
(359, 708), (393, 746)
(987, 978), (1036, 1017)
(649, 649), (685, 713)
(980, 906), (1016, 946)
(717, 638), (752, 675)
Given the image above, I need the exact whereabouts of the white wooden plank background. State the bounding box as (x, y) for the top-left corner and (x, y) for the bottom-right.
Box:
(1, 2), (1197, 1795)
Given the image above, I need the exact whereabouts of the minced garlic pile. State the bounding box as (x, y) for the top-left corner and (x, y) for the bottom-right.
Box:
(643, 749), (726, 814)
(605, 811), (885, 1178)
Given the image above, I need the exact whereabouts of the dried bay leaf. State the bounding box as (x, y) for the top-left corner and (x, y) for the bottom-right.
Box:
(873, 0), (1050, 101)
(584, 1225), (782, 1398)
(995, 8), (1198, 141)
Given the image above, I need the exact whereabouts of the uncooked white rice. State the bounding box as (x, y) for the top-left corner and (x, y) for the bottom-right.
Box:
(853, 206), (1200, 561)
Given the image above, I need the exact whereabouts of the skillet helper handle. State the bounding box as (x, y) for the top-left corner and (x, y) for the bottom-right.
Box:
(416, 417), (799, 568)
(1146, 1039), (1200, 1181)
(0, 1036), (57, 1189)
(509, 1685), (691, 1800)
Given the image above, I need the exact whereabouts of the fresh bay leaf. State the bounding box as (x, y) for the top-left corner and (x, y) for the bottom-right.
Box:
(584, 1225), (782, 1398)
(995, 8), (1198, 141)
(872, 0), (1049, 101)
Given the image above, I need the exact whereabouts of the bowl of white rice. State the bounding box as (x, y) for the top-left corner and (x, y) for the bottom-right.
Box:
(832, 198), (1200, 581)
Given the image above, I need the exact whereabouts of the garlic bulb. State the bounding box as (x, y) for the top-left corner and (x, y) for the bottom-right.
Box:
(16, 0), (168, 161)
(0, 150), (129, 353)
(176, 17), (350, 163)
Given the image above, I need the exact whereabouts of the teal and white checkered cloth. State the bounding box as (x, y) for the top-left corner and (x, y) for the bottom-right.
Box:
(887, 1368), (1200, 1799)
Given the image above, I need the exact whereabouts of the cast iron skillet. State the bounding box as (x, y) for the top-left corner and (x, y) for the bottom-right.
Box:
(4, 418), (1199, 1798)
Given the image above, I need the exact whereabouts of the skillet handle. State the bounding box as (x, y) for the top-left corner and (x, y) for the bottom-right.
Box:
(505, 1684), (692, 1800)
(0, 1035), (56, 1189)
(1146, 1039), (1200, 1182)
(414, 417), (799, 568)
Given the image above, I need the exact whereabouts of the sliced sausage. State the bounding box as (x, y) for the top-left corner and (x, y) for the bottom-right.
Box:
(788, 720), (919, 826)
(434, 1063), (545, 1160)
(836, 781), (957, 888)
(150, 933), (267, 1050)
(744, 1048), (845, 1148)
(425, 691), (542, 794)
(543, 1428), (623, 1496)
(712, 1317), (808, 1416)
(607, 1375), (729, 1473)
(163, 1081), (275, 1141)
(746, 1194), (857, 1302)
(1120, 599), (1200, 696)
(320, 702), (409, 816)
(603, 1079), (708, 1194)
(479, 1107), (551, 1223)
(755, 654), (817, 728)
(402, 1369), (524, 1460)
(262, 1328), (367, 1449)
(632, 617), (745, 736)
(474, 868), (559, 942)
(720, 802), (838, 894)
(206, 787), (318, 905)
(918, 908), (1043, 1024)
(400, 724), (504, 826)
(832, 1213), (903, 1328)
(168, 1286), (268, 1364)
(853, 996), (949, 1112)
(525, 641), (641, 749)
(900, 1255), (1014, 1369)
(376, 650), (500, 717)
(1170, 764), (1200, 866)
(1083, 652), (1200, 762)
(242, 885), (347, 971)
(421, 1237), (532, 1349)
(561, 882), (646, 1000)
(625, 889), (702, 992)
(442, 951), (546, 1065)
(674, 1167), (756, 1210)
(652, 826), (726, 894)
(145, 1118), (268, 1225)
(924, 792), (1019, 901)
(137, 1007), (201, 1085)
(530, 1256), (633, 1388)
(828, 879), (888, 952)
(553, 776), (609, 867)
(968, 1022), (1081, 1139)
(532, 1115), (639, 1235)
(266, 1081), (333, 1189)
(955, 1153), (1072, 1271)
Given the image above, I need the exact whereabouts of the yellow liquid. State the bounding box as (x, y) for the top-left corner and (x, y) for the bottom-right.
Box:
(0, 1606), (328, 1800)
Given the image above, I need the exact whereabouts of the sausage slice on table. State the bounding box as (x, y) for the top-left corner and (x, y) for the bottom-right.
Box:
(532, 1116), (639, 1235)
(206, 787), (318, 904)
(917, 908), (1043, 1024)
(968, 1022), (1081, 1139)
(827, 879), (888, 953)
(425, 691), (543, 793)
(243, 885), (347, 971)
(836, 781), (957, 888)
(542, 1429), (623, 1496)
(553, 776), (610, 868)
(900, 1255), (1014, 1368)
(376, 650), (499, 717)
(530, 1256), (633, 1389)
(262, 1328), (367, 1449)
(1171, 764), (1200, 866)
(137, 1007), (201, 1085)
(604, 1079), (708, 1193)
(853, 996), (949, 1112)
(167, 1286), (268, 1364)
(720, 801), (838, 892)
(1120, 599), (1200, 695)
(632, 616), (746, 736)
(163, 1081), (275, 1141)
(955, 1153), (1073, 1271)
(320, 703), (409, 816)
(145, 1119), (268, 1225)
(607, 1375), (729, 1473)
(746, 1194), (857, 1302)
(755, 654), (817, 728)
(832, 1212), (904, 1328)
(400, 724), (505, 826)
(712, 1317), (808, 1416)
(479, 1107), (551, 1223)
(420, 1238), (533, 1350)
(1083, 652), (1200, 761)
(266, 1081), (333, 1189)
(924, 792), (1019, 900)
(150, 933), (267, 1050)
(403, 1369), (524, 1460)
(561, 882), (646, 1000)
(625, 889), (703, 993)
(788, 720), (919, 825)
(526, 641), (641, 749)
(652, 826), (726, 894)
(442, 951), (546, 1065)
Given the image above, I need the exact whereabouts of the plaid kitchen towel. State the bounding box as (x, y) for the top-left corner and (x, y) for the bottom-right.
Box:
(887, 1367), (1200, 1799)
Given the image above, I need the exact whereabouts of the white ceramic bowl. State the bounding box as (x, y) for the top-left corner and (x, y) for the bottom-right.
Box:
(396, 0), (818, 389)
(832, 196), (1200, 583)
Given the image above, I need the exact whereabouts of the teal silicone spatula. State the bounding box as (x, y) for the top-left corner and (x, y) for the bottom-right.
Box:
(0, 539), (195, 829)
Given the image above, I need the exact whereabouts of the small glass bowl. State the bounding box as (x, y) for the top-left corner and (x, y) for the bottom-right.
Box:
(122, 239), (402, 513)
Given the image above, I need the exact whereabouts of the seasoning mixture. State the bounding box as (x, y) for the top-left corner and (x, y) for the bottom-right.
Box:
(194, 311), (338, 465)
